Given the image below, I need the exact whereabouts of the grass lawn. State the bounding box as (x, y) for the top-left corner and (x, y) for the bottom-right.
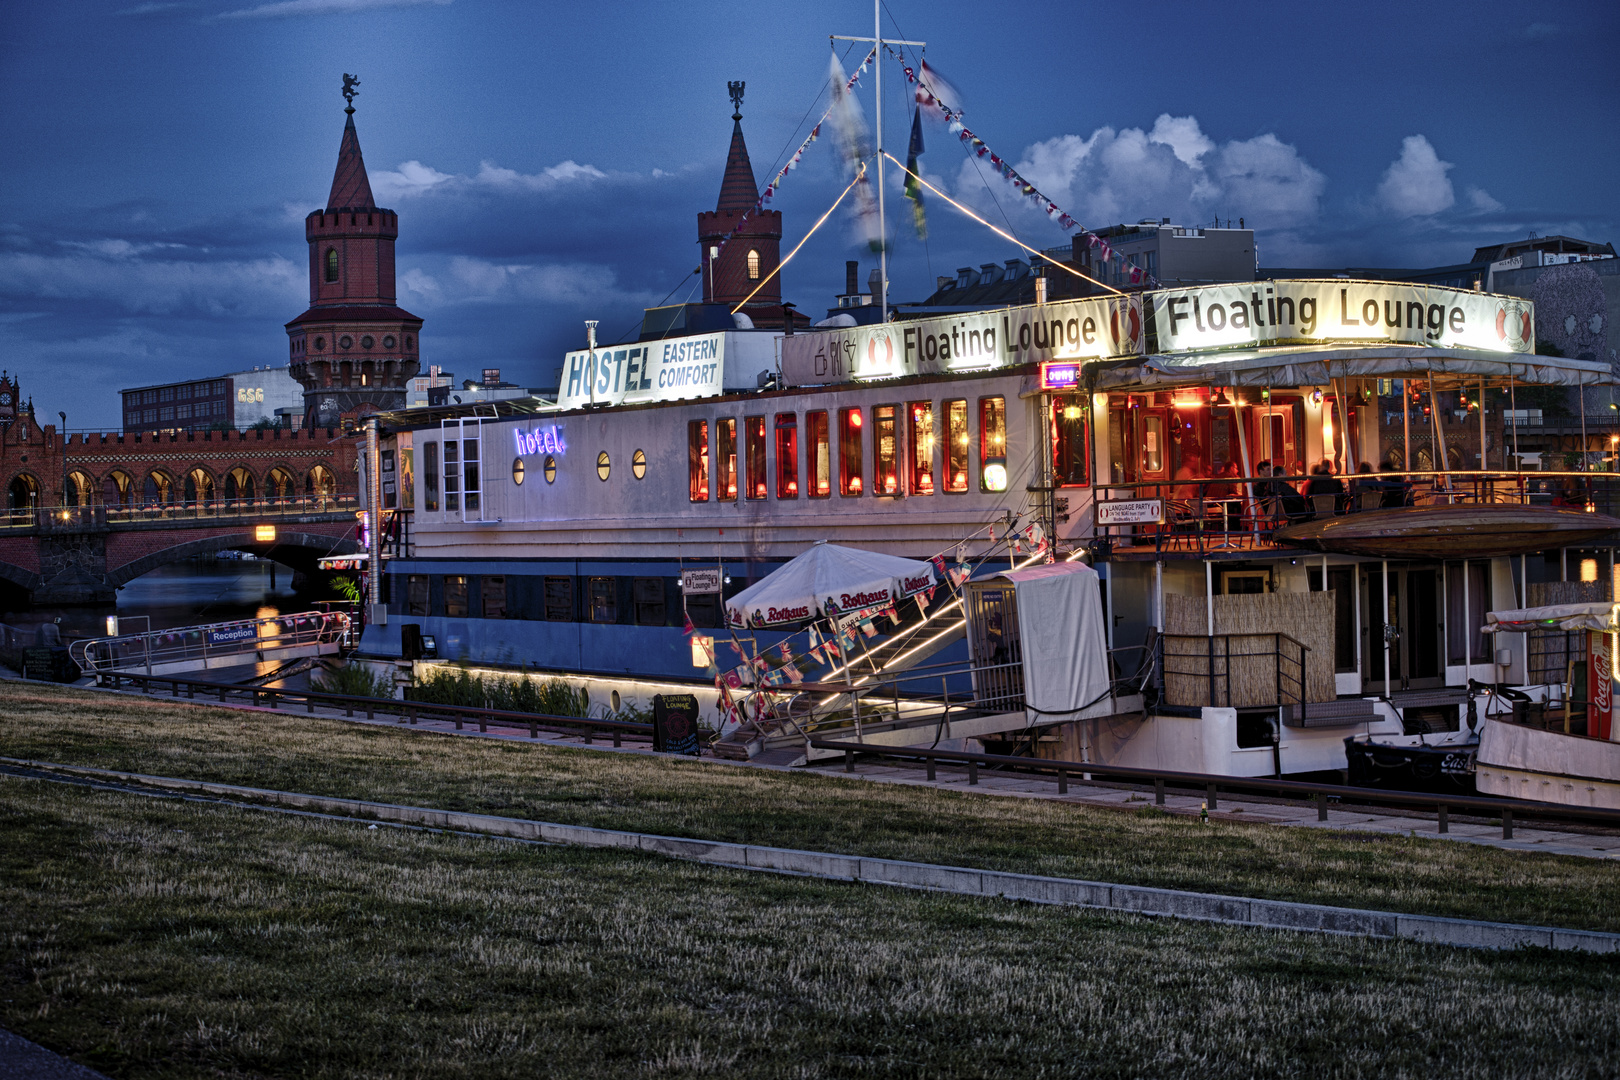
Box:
(4, 778), (1619, 1080)
(1, 681), (1618, 935)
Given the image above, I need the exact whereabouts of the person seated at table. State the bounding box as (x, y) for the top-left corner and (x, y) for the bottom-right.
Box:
(1347, 462), (1378, 510)
(1171, 445), (1206, 504)
(1204, 460), (1241, 530)
(1272, 463), (1311, 523)
(1305, 459), (1346, 515)
(1377, 461), (1409, 507)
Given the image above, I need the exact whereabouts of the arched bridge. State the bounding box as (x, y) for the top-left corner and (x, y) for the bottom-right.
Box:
(0, 502), (363, 605)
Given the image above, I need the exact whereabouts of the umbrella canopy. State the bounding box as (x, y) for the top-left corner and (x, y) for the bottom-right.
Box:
(724, 542), (938, 629)
(1483, 602), (1616, 634)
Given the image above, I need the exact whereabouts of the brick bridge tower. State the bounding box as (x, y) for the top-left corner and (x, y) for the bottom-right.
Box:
(287, 78), (422, 428)
(697, 82), (804, 331)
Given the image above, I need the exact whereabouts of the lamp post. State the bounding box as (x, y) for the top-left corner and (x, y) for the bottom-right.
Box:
(58, 411), (67, 513)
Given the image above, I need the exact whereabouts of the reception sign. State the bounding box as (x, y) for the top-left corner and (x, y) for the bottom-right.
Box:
(1151, 280), (1534, 355)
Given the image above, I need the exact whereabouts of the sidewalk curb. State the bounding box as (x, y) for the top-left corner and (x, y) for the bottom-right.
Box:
(7, 756), (1616, 954)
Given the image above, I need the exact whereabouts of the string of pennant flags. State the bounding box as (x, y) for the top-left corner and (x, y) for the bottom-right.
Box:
(708, 48), (877, 262)
(892, 49), (1159, 288)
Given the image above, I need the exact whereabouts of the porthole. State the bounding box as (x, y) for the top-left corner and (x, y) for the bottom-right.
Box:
(313, 336), (325, 351)
(361, 335), (374, 349)
(632, 449), (647, 479)
(512, 457), (525, 485)
(383, 335), (396, 349)
(596, 451), (610, 481)
(543, 455), (556, 483)
(339, 335), (353, 350)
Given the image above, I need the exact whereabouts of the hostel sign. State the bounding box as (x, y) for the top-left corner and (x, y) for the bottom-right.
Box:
(1151, 280), (1535, 355)
(559, 333), (726, 409)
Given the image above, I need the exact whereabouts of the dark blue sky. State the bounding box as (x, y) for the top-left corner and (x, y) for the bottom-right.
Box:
(2, 0), (1615, 429)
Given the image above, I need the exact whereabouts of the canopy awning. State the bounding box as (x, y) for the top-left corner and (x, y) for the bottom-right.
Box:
(723, 542), (937, 629)
(1482, 602), (1617, 634)
(1088, 345), (1616, 392)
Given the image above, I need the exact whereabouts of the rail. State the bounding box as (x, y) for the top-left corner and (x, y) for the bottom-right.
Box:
(804, 737), (1620, 840)
(1090, 469), (1620, 557)
(3, 496), (359, 532)
(1159, 632), (1308, 717)
(70, 611), (350, 674)
(92, 671), (654, 744)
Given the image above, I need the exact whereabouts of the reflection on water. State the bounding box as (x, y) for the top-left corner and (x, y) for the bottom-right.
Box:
(116, 559), (304, 631)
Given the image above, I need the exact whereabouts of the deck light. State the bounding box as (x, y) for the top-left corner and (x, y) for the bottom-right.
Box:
(254, 525), (276, 542)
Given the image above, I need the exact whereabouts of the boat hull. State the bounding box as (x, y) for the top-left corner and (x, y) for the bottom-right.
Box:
(1345, 734), (1477, 793)
(1274, 504), (1620, 560)
(1476, 718), (1620, 809)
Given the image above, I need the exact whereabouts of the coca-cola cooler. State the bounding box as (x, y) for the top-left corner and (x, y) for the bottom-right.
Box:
(1589, 631), (1615, 741)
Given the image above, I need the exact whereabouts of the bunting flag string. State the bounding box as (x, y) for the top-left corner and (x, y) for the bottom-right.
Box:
(889, 48), (1157, 288)
(710, 48), (876, 262)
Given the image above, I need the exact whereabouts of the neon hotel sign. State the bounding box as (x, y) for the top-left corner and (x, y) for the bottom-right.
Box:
(513, 424), (566, 456)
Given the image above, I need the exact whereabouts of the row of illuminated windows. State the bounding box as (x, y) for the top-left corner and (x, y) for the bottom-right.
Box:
(127, 400), (230, 425)
(127, 382), (228, 408)
(399, 573), (726, 627)
(687, 397), (1010, 502)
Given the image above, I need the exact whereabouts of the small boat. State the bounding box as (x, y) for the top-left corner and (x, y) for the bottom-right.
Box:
(1274, 504), (1620, 560)
(1345, 728), (1480, 792)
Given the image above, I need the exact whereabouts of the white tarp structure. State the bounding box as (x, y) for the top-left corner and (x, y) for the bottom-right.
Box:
(724, 541), (937, 629)
(992, 562), (1110, 725)
(1482, 602), (1618, 634)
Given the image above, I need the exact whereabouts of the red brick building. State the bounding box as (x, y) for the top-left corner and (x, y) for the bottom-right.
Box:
(286, 100), (422, 427)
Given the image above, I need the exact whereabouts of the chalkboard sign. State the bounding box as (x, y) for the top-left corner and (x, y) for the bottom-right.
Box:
(23, 646), (75, 682)
(652, 693), (702, 756)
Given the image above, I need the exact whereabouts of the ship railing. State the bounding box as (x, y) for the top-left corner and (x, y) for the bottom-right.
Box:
(69, 610), (351, 675)
(1158, 632), (1310, 719)
(1091, 469), (1620, 557)
(0, 496), (360, 532)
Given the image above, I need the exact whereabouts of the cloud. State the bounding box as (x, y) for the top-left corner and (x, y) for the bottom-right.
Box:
(1466, 186), (1505, 214)
(960, 114), (1323, 234)
(215, 0), (449, 19)
(1377, 135), (1455, 217)
(371, 158), (612, 203)
(0, 245), (303, 318)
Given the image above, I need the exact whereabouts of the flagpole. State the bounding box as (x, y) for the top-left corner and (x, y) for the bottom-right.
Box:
(874, 0), (886, 323)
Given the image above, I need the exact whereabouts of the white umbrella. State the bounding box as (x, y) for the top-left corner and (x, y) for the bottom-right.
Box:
(724, 541), (938, 629)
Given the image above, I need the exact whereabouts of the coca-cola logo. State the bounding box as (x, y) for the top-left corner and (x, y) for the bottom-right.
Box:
(839, 588), (889, 609)
(765, 604), (810, 623)
(1593, 634), (1612, 713)
(900, 573), (933, 593)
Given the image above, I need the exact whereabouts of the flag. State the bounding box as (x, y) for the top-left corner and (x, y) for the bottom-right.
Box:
(682, 612), (696, 636)
(903, 109), (927, 240)
(915, 59), (962, 121)
(828, 51), (883, 252)
(916, 589), (930, 612)
(779, 642), (794, 664)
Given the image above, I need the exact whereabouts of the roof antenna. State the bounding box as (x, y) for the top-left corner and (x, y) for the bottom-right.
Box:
(342, 73), (360, 116)
(728, 80), (744, 121)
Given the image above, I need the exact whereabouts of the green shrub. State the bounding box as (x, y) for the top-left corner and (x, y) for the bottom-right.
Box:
(404, 667), (589, 717)
(309, 663), (395, 699)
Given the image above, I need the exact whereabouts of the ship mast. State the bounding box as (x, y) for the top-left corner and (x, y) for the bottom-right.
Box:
(834, 1), (923, 323)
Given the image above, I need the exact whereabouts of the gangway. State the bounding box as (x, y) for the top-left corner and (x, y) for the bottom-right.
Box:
(70, 611), (350, 679)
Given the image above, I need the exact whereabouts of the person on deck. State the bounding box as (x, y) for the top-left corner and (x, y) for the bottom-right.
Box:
(1378, 461), (1409, 508)
(1306, 459), (1346, 516)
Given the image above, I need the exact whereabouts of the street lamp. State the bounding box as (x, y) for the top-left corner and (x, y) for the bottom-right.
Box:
(58, 411), (67, 510)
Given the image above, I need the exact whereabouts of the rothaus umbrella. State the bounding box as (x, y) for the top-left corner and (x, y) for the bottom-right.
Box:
(724, 541), (938, 629)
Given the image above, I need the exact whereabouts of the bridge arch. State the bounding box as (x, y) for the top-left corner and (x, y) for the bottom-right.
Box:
(66, 470), (94, 507)
(142, 469), (175, 506)
(7, 472), (40, 510)
(106, 529), (362, 590)
(266, 467), (296, 501)
(183, 466), (217, 506)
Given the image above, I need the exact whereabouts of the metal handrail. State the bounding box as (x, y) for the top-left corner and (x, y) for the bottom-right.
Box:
(70, 611), (350, 674)
(95, 671), (654, 743)
(1160, 631), (1308, 717)
(0, 496), (359, 533)
(806, 737), (1620, 840)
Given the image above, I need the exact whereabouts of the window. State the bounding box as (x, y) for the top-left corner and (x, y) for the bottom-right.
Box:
(945, 400), (969, 492)
(1052, 400), (1090, 487)
(685, 592), (721, 629)
(717, 418), (737, 501)
(747, 249), (761, 280)
(596, 451), (610, 481)
(544, 455), (557, 483)
(808, 411), (830, 497)
(325, 248), (339, 282)
(745, 415), (767, 500)
(443, 439), (460, 512)
(481, 576), (507, 619)
(908, 402), (935, 495)
(874, 405), (899, 495)
(632, 449), (647, 479)
(775, 414), (798, 498)
(423, 443), (439, 511)
(543, 576), (574, 621)
(588, 576), (617, 623)
(633, 577), (666, 625)
(512, 457), (524, 485)
(979, 396), (1007, 492)
(444, 576), (468, 618)
(839, 407), (864, 495)
(688, 420), (710, 501)
(407, 575), (429, 616)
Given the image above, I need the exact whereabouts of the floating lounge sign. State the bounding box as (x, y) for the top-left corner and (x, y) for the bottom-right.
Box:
(1151, 280), (1535, 355)
(782, 294), (1144, 385)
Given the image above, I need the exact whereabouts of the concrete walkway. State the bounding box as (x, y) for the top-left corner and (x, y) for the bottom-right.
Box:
(52, 678), (1620, 861)
(0, 1028), (110, 1080)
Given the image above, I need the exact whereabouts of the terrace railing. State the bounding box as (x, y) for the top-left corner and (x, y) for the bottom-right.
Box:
(3, 495), (359, 532)
(70, 610), (351, 675)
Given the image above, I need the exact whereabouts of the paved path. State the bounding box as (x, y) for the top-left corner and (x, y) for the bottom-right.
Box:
(57, 679), (1620, 861)
(0, 1029), (109, 1080)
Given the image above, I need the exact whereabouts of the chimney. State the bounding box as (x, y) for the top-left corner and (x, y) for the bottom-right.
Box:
(1034, 268), (1048, 306)
(867, 267), (884, 304)
(782, 301), (796, 336)
(845, 261), (860, 296)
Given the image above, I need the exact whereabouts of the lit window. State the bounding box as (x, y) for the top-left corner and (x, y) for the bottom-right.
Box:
(717, 418), (737, 501)
(874, 405), (899, 495)
(979, 397), (1007, 492)
(512, 457), (524, 485)
(808, 410), (830, 498)
(544, 455), (557, 484)
(747, 249), (761, 281)
(443, 439), (460, 512)
(444, 576), (468, 617)
(632, 449), (647, 479)
(688, 420), (709, 501)
(745, 416), (767, 500)
(589, 576), (617, 623)
(839, 407), (864, 496)
(775, 414), (798, 498)
(909, 402), (935, 495)
(325, 248), (338, 282)
(1052, 399), (1089, 487)
(596, 451), (610, 481)
(945, 400), (969, 493)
